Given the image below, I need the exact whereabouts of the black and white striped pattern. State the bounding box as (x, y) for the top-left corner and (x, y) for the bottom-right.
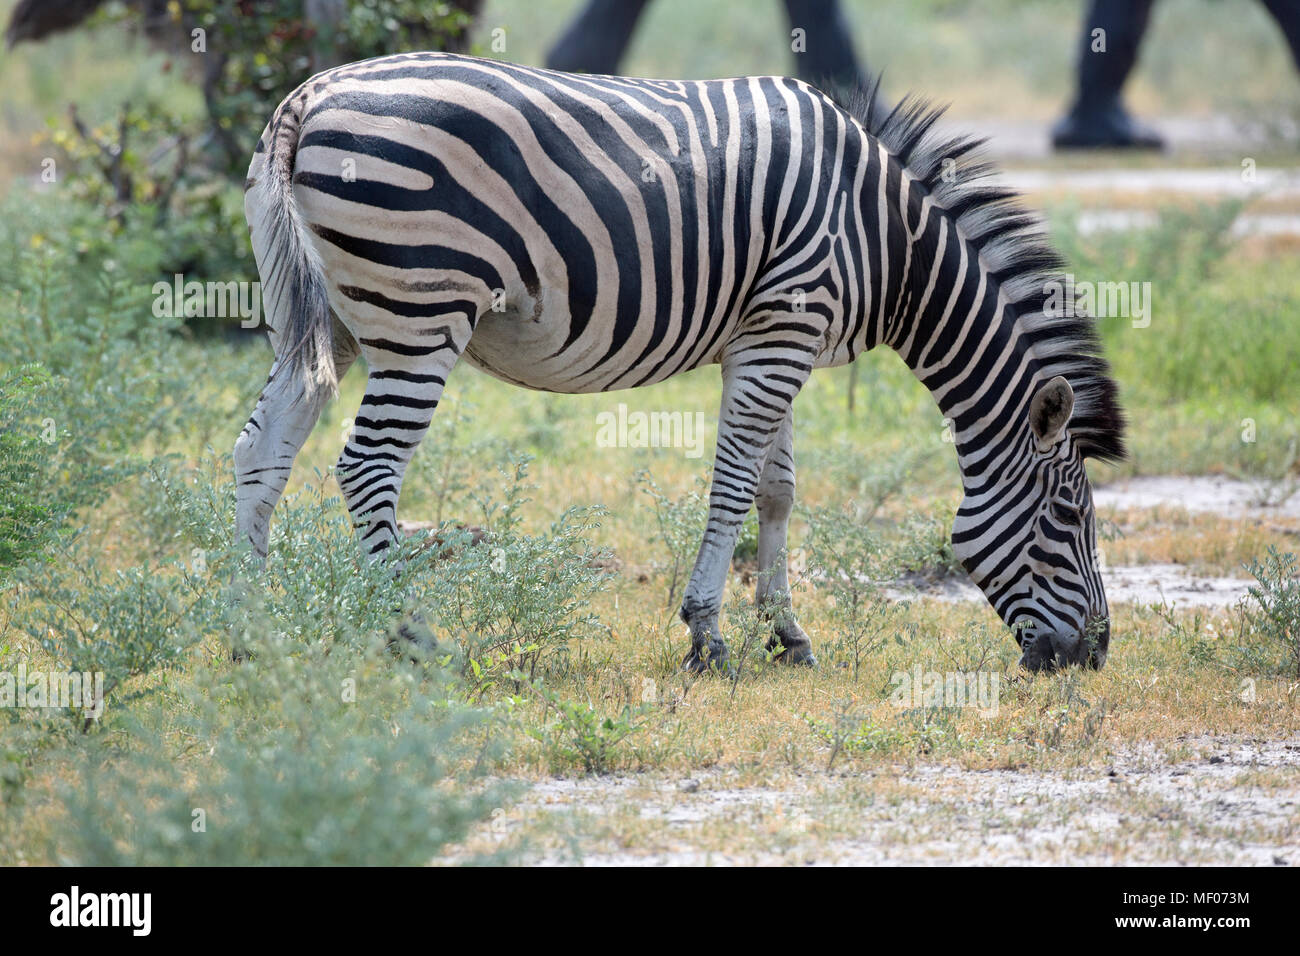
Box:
(234, 53), (1126, 672)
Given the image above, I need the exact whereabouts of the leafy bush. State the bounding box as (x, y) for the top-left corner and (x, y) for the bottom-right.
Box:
(180, 0), (478, 175)
(804, 701), (961, 768)
(48, 630), (509, 865)
(0, 366), (106, 582)
(1240, 548), (1300, 678)
(0, 192), (262, 455)
(5, 453), (522, 862)
(804, 441), (947, 517)
(722, 587), (789, 688)
(732, 511), (759, 566)
(402, 395), (513, 526)
(802, 503), (912, 680)
(8, 547), (201, 729)
(887, 504), (962, 580)
(522, 677), (654, 775)
(805, 706), (903, 769)
(36, 98), (254, 290)
(417, 458), (614, 690)
(142, 451), (614, 694)
(638, 470), (709, 610)
(1053, 199), (1300, 406)
(44, 101), (194, 224)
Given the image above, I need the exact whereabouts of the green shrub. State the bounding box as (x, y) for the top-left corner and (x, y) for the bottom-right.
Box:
(401, 395), (514, 526)
(732, 512), (759, 566)
(887, 504), (963, 580)
(418, 458), (613, 690)
(1240, 548), (1300, 678)
(0, 193), (262, 455)
(183, 0), (477, 175)
(0, 365), (108, 582)
(522, 676), (654, 775)
(804, 701), (961, 768)
(1053, 199), (1300, 407)
(8, 545), (201, 729)
(638, 469), (709, 610)
(722, 586), (790, 688)
(49, 631), (510, 865)
(802, 503), (912, 680)
(144, 453), (614, 694)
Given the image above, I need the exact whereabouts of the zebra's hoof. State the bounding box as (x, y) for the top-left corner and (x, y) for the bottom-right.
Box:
(767, 625), (817, 667)
(391, 612), (438, 664)
(771, 643), (817, 667)
(682, 642), (730, 676)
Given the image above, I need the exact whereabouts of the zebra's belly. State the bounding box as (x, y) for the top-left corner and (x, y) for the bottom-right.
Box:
(457, 301), (721, 394)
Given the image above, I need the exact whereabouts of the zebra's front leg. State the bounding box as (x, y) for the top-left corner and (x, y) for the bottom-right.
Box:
(754, 408), (816, 666)
(335, 319), (470, 559)
(681, 353), (811, 674)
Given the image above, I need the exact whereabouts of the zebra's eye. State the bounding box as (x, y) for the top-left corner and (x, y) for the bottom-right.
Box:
(1050, 502), (1082, 526)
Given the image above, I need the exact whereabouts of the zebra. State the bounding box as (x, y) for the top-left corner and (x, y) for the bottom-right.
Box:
(235, 51), (1127, 673)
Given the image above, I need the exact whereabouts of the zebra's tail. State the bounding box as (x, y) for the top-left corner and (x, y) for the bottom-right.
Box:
(244, 91), (337, 397)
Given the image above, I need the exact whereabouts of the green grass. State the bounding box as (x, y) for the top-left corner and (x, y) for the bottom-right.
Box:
(1, 0), (1298, 864)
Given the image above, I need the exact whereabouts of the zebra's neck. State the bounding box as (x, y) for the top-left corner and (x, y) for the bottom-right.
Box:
(825, 88), (1125, 471)
(870, 183), (1040, 480)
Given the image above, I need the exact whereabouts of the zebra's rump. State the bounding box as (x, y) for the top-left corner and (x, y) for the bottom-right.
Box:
(284, 52), (852, 393)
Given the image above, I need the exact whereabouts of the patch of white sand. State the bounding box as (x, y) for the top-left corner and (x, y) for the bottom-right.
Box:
(1095, 475), (1300, 519)
(458, 737), (1300, 866)
(887, 564), (1254, 608)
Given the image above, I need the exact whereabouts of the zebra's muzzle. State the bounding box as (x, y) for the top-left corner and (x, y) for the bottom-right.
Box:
(1017, 616), (1109, 672)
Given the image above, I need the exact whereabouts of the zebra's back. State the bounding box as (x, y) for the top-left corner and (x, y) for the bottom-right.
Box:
(273, 52), (865, 393)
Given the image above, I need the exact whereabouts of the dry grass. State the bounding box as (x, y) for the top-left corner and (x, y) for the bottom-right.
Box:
(1097, 507), (1300, 577)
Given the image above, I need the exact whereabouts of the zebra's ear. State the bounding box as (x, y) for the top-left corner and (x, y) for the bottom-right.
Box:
(1029, 376), (1074, 451)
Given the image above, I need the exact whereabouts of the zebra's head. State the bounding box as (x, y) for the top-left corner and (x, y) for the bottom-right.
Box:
(951, 376), (1109, 671)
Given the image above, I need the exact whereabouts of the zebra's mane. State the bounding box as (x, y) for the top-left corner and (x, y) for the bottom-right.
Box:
(828, 82), (1128, 464)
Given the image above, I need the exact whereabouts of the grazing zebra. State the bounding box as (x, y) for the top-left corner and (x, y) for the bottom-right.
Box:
(236, 52), (1126, 673)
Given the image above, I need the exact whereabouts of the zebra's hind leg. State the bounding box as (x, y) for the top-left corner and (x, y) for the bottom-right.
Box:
(754, 408), (816, 666)
(334, 316), (471, 560)
(233, 321), (361, 561)
(681, 347), (813, 674)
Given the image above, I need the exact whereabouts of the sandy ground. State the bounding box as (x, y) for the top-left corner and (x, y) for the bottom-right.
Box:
(889, 562), (1257, 609)
(456, 736), (1299, 866)
(977, 115), (1297, 162)
(1094, 476), (1300, 520)
(1000, 166), (1300, 198)
(984, 128), (1300, 236)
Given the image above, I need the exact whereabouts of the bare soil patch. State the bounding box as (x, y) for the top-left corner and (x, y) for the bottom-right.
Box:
(1094, 475), (1300, 520)
(462, 737), (1299, 866)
